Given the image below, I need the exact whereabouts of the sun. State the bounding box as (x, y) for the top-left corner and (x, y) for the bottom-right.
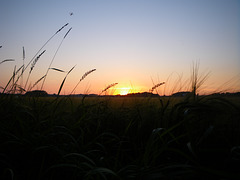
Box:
(115, 87), (131, 95)
(113, 84), (142, 95)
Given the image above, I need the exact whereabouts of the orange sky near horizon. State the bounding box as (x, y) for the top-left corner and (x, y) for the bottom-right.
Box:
(1, 0), (240, 96)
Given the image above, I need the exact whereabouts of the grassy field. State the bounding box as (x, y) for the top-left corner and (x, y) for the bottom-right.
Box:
(1, 94), (240, 180)
(1, 23), (240, 179)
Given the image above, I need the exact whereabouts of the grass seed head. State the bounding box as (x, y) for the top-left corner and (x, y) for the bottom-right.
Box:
(56, 23), (69, 34)
(80, 69), (96, 82)
(30, 50), (46, 72)
(101, 83), (118, 94)
(150, 82), (165, 93)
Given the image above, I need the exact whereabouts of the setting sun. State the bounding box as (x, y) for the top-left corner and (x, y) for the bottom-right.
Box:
(115, 87), (131, 95)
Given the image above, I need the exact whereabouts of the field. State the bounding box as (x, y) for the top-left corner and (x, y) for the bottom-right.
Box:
(1, 23), (240, 180)
(1, 94), (240, 180)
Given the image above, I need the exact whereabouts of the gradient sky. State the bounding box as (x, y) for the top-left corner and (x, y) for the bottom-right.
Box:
(1, 0), (240, 95)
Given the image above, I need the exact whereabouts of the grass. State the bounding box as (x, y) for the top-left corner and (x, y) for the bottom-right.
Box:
(0, 95), (240, 179)
(1, 23), (240, 180)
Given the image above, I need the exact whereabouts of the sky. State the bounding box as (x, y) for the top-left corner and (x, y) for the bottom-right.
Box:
(1, 0), (240, 95)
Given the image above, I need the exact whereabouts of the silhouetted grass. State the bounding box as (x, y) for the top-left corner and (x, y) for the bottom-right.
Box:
(1, 23), (240, 180)
(0, 93), (240, 180)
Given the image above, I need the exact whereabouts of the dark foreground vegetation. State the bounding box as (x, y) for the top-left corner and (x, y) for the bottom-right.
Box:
(1, 22), (240, 179)
(1, 94), (240, 180)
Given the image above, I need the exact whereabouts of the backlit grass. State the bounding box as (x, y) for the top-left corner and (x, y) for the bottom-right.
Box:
(1, 23), (240, 180)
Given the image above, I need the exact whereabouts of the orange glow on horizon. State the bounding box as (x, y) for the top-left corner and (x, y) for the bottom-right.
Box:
(115, 87), (131, 95)
(112, 85), (145, 95)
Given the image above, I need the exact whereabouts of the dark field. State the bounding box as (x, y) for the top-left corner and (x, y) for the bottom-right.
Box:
(1, 94), (240, 180)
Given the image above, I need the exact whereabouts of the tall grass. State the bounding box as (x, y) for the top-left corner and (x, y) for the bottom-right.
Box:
(1, 87), (239, 179)
(1, 23), (240, 180)
(40, 27), (72, 90)
(190, 61), (210, 100)
(1, 23), (71, 94)
(24, 50), (46, 90)
(70, 69), (96, 95)
(100, 82), (118, 95)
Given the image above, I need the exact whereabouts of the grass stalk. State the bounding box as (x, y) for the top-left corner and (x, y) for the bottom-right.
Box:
(29, 75), (46, 91)
(70, 69), (96, 95)
(57, 65), (76, 96)
(41, 27), (72, 90)
(191, 62), (210, 99)
(150, 82), (165, 93)
(0, 59), (15, 65)
(100, 83), (118, 95)
(23, 23), (69, 74)
(21, 46), (25, 87)
(3, 65), (24, 93)
(24, 50), (46, 91)
(11, 23), (69, 88)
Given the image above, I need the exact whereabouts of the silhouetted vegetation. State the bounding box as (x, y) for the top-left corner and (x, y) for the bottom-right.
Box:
(0, 94), (240, 180)
(25, 90), (48, 97)
(1, 23), (240, 180)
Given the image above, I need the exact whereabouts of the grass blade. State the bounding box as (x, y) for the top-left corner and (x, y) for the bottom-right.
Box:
(2, 65), (24, 93)
(67, 64), (76, 75)
(55, 23), (69, 34)
(57, 65), (75, 96)
(30, 75), (46, 90)
(0, 59), (15, 64)
(22, 23), (69, 79)
(64, 27), (72, 39)
(2, 66), (16, 93)
(41, 27), (72, 90)
(57, 76), (67, 96)
(49, 68), (65, 73)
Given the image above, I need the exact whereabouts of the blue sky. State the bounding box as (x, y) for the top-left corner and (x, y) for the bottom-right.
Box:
(1, 0), (240, 95)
